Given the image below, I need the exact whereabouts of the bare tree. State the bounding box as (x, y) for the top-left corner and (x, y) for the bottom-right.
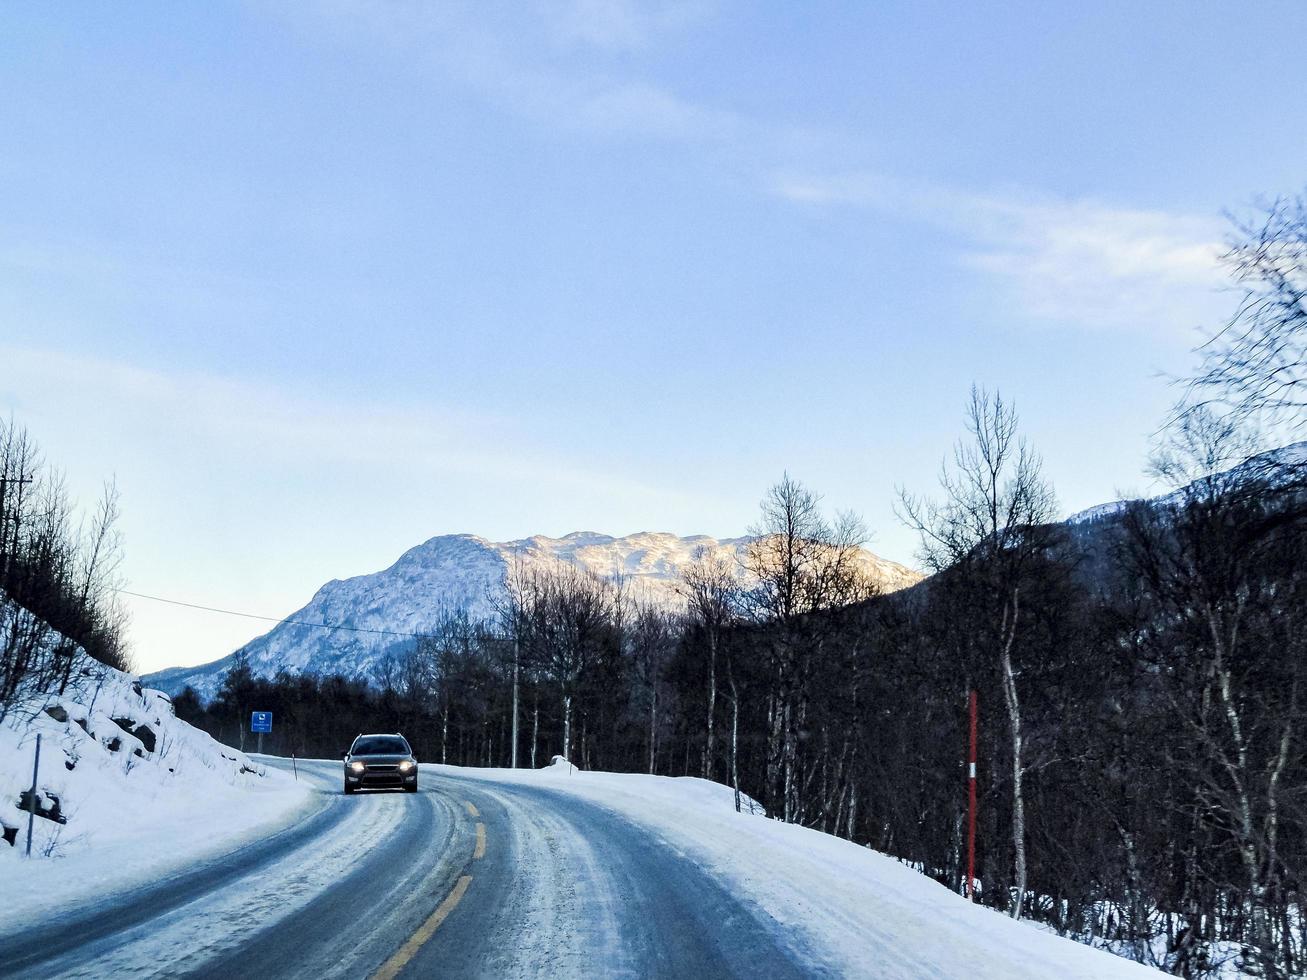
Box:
(1125, 408), (1307, 978)
(0, 421), (40, 586)
(1189, 194), (1307, 431)
(679, 546), (741, 781)
(743, 474), (874, 821)
(1, 419), (131, 716)
(491, 551), (534, 768)
(628, 599), (678, 774)
(527, 561), (615, 764)
(60, 481), (125, 694)
(898, 386), (1057, 919)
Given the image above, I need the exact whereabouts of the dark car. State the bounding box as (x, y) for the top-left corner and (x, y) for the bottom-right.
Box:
(343, 733), (418, 794)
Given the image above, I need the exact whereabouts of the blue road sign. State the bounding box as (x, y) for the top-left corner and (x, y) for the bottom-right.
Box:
(251, 711), (273, 733)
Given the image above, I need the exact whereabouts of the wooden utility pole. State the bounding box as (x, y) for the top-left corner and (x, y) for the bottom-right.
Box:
(0, 472), (34, 580)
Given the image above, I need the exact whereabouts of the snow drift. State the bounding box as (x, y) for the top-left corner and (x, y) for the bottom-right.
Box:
(1, 599), (308, 881)
(447, 761), (1163, 979)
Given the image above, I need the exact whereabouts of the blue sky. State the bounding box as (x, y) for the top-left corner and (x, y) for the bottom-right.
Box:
(3, 1), (1305, 672)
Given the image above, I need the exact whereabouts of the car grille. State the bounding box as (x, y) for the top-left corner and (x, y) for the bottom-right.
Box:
(367, 764), (399, 772)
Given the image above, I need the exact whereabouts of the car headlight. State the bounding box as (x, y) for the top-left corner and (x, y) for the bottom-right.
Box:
(398, 759), (415, 772)
(348, 761), (366, 773)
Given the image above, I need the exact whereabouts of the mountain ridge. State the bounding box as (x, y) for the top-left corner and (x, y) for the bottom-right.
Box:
(143, 530), (923, 700)
(144, 442), (1307, 701)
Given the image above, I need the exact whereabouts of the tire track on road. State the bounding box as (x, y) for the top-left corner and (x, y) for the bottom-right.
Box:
(185, 777), (456, 980)
(416, 772), (817, 979)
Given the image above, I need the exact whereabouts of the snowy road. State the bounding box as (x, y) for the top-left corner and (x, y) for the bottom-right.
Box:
(0, 758), (814, 979)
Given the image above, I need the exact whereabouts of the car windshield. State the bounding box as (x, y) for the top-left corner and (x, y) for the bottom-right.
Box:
(352, 736), (408, 756)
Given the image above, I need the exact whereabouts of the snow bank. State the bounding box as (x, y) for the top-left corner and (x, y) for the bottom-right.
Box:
(1, 604), (311, 918)
(443, 762), (1161, 979)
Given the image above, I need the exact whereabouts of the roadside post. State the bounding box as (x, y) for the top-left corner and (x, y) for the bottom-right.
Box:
(966, 689), (978, 901)
(292, 753), (298, 781)
(25, 733), (41, 858)
(251, 711), (273, 755)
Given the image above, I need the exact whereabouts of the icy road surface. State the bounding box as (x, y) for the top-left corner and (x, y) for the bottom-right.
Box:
(0, 758), (1161, 979)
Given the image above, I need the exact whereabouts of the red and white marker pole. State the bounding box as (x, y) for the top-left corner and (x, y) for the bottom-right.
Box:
(966, 689), (978, 901)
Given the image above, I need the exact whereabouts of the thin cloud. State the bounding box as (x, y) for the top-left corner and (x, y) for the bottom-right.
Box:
(274, 1), (736, 146)
(961, 197), (1222, 331)
(267, 6), (1233, 334)
(547, 0), (716, 52)
(0, 346), (704, 507)
(772, 172), (1225, 332)
(578, 81), (742, 140)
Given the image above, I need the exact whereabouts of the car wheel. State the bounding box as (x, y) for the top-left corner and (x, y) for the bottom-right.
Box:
(344, 783), (354, 795)
(405, 783), (418, 793)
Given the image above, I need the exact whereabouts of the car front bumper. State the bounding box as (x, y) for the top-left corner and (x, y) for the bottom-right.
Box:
(345, 768), (417, 788)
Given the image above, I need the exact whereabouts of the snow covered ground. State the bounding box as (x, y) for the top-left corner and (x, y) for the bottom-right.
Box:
(0, 612), (311, 923)
(445, 759), (1163, 979)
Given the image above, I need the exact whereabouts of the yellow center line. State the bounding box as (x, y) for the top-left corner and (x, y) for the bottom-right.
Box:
(474, 822), (486, 860)
(370, 875), (473, 980)
(463, 801), (479, 818)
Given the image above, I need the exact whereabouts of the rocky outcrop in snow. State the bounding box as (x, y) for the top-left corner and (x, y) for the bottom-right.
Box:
(1, 601), (294, 863)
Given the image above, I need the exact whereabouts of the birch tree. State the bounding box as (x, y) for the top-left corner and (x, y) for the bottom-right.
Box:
(529, 561), (615, 764)
(492, 552), (534, 768)
(898, 386), (1057, 919)
(742, 474), (873, 821)
(1124, 409), (1307, 978)
(679, 546), (741, 781)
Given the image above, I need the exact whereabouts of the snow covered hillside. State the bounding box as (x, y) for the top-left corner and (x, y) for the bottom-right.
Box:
(449, 759), (1162, 979)
(145, 531), (923, 699)
(1067, 440), (1307, 525)
(1, 599), (308, 877)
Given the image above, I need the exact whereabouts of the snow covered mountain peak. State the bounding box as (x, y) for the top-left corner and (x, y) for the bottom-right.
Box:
(142, 530), (922, 700)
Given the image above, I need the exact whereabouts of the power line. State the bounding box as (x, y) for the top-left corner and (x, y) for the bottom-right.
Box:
(114, 588), (432, 639)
